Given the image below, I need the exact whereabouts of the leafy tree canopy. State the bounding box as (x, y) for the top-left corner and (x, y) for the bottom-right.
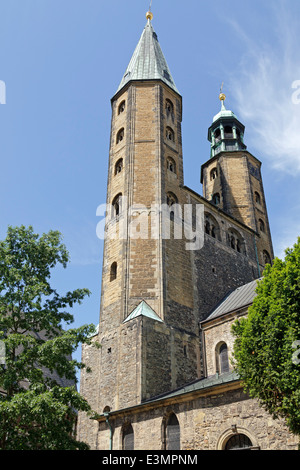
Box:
(0, 225), (98, 450)
(232, 237), (300, 437)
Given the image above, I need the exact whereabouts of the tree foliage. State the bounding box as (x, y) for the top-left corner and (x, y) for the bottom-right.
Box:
(232, 237), (300, 437)
(0, 225), (98, 450)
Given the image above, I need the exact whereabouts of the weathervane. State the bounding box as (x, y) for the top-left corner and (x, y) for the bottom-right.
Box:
(146, 0), (154, 20)
(219, 82), (226, 102)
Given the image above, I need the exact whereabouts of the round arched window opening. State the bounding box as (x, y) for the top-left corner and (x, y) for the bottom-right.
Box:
(214, 128), (221, 143)
(255, 191), (261, 205)
(118, 101), (126, 115)
(166, 99), (174, 115)
(122, 423), (134, 450)
(110, 262), (117, 282)
(115, 158), (123, 175)
(112, 193), (122, 218)
(210, 167), (218, 181)
(116, 128), (125, 144)
(212, 193), (220, 206)
(166, 126), (175, 142)
(259, 219), (265, 233)
(167, 157), (176, 174)
(164, 413), (180, 451)
(263, 250), (272, 266)
(225, 433), (253, 450)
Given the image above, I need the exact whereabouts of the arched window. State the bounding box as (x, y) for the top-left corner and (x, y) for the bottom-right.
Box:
(118, 101), (126, 115)
(263, 250), (271, 266)
(165, 414), (180, 450)
(116, 128), (124, 144)
(254, 191), (261, 205)
(115, 158), (123, 175)
(210, 167), (218, 181)
(167, 157), (176, 174)
(166, 192), (178, 222)
(165, 99), (174, 115)
(204, 213), (221, 241)
(122, 424), (134, 450)
(212, 193), (220, 206)
(214, 128), (221, 143)
(217, 342), (229, 374)
(227, 228), (246, 255)
(259, 219), (265, 233)
(112, 193), (122, 218)
(110, 262), (117, 282)
(225, 434), (253, 450)
(167, 192), (178, 207)
(166, 126), (175, 142)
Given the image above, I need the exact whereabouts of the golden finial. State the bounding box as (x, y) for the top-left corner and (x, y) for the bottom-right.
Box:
(146, 11), (153, 20)
(219, 82), (226, 102)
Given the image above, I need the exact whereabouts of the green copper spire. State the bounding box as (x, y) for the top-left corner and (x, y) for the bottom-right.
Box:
(116, 12), (179, 95)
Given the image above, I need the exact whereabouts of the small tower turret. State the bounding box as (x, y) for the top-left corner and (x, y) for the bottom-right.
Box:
(201, 92), (274, 272)
(208, 93), (247, 158)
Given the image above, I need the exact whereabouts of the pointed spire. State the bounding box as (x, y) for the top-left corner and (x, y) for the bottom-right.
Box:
(115, 12), (179, 95)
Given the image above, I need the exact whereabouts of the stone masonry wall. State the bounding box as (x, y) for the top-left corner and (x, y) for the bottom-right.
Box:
(95, 387), (299, 450)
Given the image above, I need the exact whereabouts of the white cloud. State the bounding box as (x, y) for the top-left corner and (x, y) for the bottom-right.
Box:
(273, 221), (300, 260)
(227, 4), (300, 174)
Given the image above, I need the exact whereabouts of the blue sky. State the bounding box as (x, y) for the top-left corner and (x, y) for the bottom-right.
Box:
(0, 0), (300, 371)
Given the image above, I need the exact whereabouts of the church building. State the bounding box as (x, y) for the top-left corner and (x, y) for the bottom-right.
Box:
(77, 11), (298, 451)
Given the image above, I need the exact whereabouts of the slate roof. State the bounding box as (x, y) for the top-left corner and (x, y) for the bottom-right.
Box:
(203, 278), (261, 323)
(143, 371), (240, 404)
(116, 18), (179, 95)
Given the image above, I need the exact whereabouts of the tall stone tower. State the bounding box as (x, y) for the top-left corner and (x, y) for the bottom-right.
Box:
(201, 93), (274, 274)
(78, 12), (200, 442)
(77, 12), (274, 449)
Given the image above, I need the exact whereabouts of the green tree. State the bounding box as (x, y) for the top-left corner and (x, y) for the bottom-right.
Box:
(232, 237), (300, 438)
(0, 225), (98, 450)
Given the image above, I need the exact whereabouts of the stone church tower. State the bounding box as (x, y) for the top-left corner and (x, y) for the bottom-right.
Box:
(83, 10), (199, 414)
(76, 12), (289, 451)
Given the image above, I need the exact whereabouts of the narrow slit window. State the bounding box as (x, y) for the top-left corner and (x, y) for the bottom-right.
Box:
(110, 262), (117, 282)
